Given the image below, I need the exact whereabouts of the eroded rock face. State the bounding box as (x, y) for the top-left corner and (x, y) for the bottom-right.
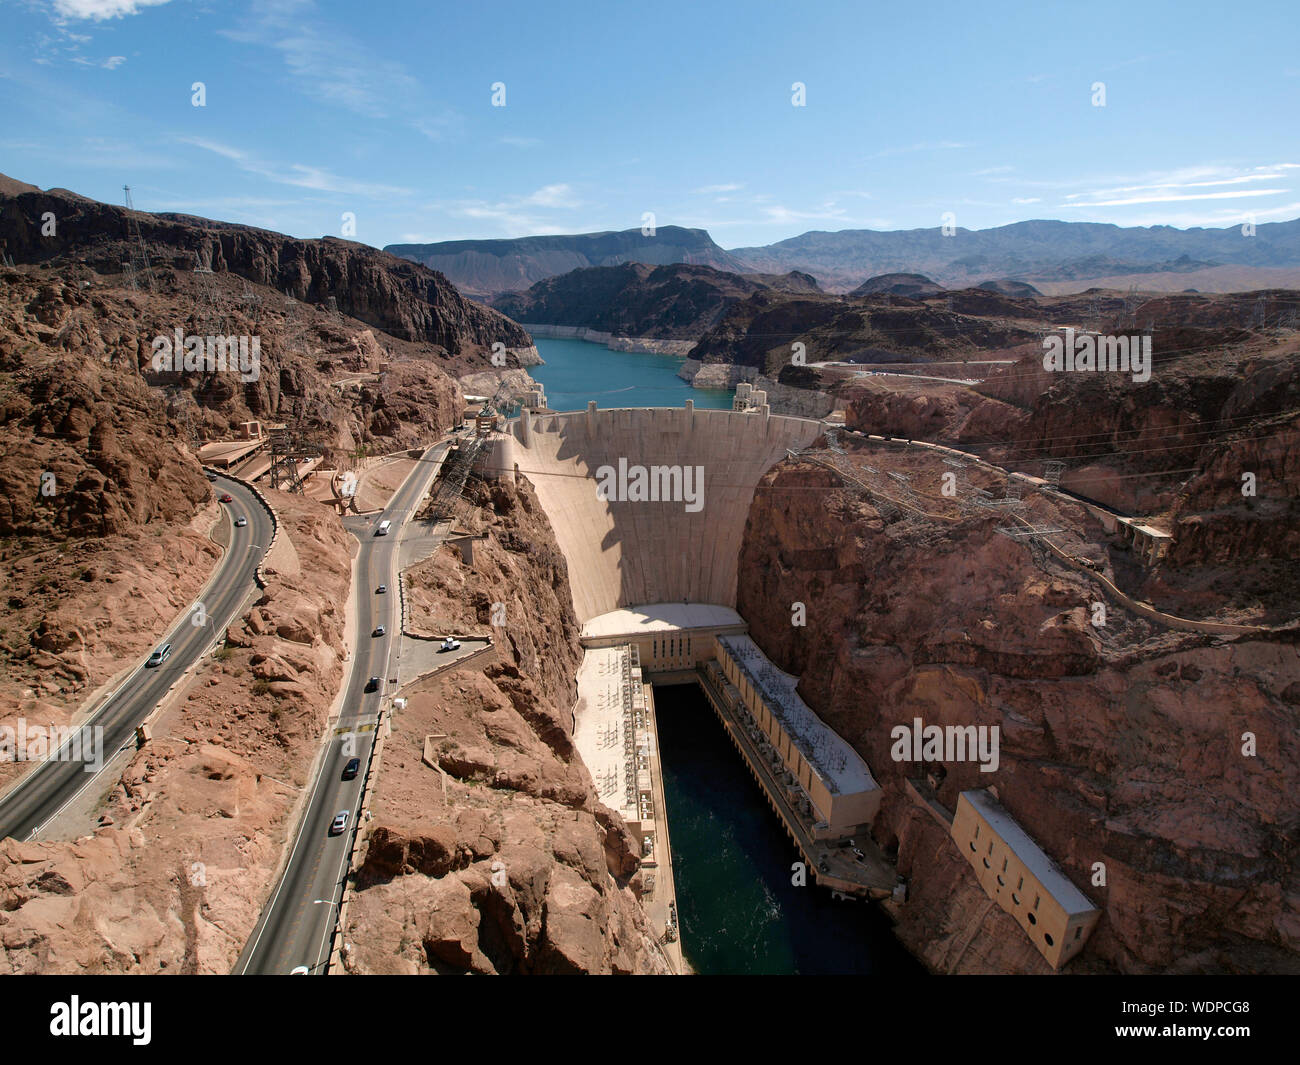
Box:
(0, 185), (529, 355)
(0, 494), (355, 974)
(736, 457), (1300, 974)
(345, 476), (667, 975)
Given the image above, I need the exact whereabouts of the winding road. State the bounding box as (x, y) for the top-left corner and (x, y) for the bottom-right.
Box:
(0, 471), (273, 843)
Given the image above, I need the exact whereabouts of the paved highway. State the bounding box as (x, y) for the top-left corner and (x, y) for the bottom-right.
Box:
(237, 442), (449, 975)
(0, 471), (273, 842)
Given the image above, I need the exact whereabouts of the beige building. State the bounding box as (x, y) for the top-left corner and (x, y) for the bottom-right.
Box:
(951, 790), (1101, 969)
(715, 635), (881, 837)
(580, 602), (749, 679)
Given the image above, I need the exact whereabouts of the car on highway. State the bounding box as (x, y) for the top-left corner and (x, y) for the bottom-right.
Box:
(439, 637), (461, 652)
(342, 758), (361, 781)
(329, 810), (350, 836)
(375, 584), (387, 594)
(145, 643), (172, 668)
(234, 516), (248, 528)
(206, 471), (217, 482)
(372, 625), (386, 638)
(365, 675), (381, 692)
(220, 493), (233, 503)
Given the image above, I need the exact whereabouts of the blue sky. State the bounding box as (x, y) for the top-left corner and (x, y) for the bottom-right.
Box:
(1, 0), (1297, 250)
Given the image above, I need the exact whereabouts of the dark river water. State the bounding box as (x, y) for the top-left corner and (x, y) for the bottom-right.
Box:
(654, 683), (925, 976)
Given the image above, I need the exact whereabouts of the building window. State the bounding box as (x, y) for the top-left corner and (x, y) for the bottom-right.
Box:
(1075, 927), (1082, 940)
(1002, 858), (1008, 872)
(996, 875), (1005, 886)
(974, 824), (980, 839)
(1017, 876), (1024, 891)
(1033, 895), (1041, 911)
(1027, 912), (1037, 925)
(1043, 933), (1054, 947)
(988, 840), (994, 855)
(969, 841), (976, 852)
(1011, 893), (1021, 906)
(982, 858), (990, 869)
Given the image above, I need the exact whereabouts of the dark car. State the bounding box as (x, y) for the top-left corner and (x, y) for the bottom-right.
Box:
(375, 584), (387, 594)
(365, 675), (381, 693)
(342, 758), (361, 781)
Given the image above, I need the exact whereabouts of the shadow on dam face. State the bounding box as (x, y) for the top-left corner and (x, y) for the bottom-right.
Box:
(511, 406), (822, 623)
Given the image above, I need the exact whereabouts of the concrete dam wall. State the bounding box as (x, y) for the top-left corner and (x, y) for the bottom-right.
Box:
(511, 405), (823, 623)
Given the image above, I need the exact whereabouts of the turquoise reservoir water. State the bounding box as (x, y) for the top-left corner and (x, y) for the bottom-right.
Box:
(531, 337), (733, 412)
(655, 683), (925, 975)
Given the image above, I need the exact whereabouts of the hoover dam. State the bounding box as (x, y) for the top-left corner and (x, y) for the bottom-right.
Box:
(510, 401), (821, 621)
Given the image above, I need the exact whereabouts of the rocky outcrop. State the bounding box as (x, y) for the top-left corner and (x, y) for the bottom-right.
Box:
(493, 261), (817, 341)
(344, 475), (667, 975)
(687, 289), (1039, 378)
(850, 273), (946, 298)
(0, 493), (355, 973)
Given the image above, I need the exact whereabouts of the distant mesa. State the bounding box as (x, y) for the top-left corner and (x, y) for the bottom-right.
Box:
(491, 261), (820, 341)
(386, 226), (749, 299)
(849, 273), (946, 298)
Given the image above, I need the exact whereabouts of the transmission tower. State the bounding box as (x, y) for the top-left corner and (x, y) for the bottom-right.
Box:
(1042, 460), (1066, 488)
(122, 185), (156, 295)
(1250, 295), (1267, 329)
(1122, 286), (1140, 330)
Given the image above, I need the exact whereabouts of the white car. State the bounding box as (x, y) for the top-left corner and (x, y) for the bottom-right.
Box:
(234, 516), (248, 528)
(329, 811), (350, 836)
(440, 637), (461, 652)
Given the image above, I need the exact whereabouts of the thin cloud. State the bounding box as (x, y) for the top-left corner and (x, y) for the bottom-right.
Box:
(178, 136), (413, 198)
(51, 0), (170, 20)
(1063, 188), (1287, 208)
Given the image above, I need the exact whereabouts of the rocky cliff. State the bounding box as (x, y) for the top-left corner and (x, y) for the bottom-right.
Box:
(735, 447), (1300, 974)
(343, 474), (667, 974)
(0, 175), (529, 359)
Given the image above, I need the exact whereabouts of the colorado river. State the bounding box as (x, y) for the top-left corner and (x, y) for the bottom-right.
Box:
(654, 683), (925, 975)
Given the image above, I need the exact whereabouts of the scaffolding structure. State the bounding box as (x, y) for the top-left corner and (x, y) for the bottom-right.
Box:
(423, 379), (515, 526)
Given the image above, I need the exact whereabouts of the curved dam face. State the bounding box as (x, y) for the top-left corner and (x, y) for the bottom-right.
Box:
(511, 405), (822, 623)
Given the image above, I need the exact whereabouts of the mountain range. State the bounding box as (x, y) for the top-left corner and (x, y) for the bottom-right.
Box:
(388, 217), (1300, 296)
